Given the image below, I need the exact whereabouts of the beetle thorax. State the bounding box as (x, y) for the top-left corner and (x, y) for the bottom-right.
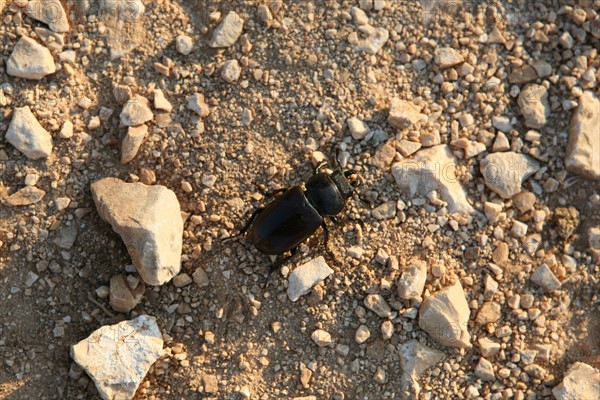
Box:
(304, 172), (349, 216)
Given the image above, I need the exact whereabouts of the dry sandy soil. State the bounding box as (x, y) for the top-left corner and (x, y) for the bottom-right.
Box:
(1, 0), (599, 399)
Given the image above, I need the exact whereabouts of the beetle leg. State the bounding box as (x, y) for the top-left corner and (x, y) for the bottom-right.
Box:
(329, 216), (339, 224)
(321, 222), (336, 258)
(265, 188), (287, 198)
(321, 222), (330, 249)
(221, 207), (264, 241)
(344, 169), (358, 178)
(266, 247), (298, 276)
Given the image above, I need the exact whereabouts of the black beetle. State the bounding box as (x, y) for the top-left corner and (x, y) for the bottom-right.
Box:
(226, 161), (359, 274)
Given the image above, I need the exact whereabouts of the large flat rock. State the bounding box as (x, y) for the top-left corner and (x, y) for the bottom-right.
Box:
(91, 178), (183, 286)
(391, 145), (475, 215)
(25, 0), (70, 33)
(419, 281), (471, 348)
(7, 36), (56, 80)
(71, 315), (163, 400)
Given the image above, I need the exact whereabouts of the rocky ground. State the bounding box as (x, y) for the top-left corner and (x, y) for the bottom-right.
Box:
(1, 0), (599, 399)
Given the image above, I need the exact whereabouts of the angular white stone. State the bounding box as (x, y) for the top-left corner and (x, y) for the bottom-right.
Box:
(70, 315), (163, 400)
(100, 0), (145, 20)
(311, 329), (332, 346)
(351, 6), (369, 25)
(59, 120), (74, 139)
(364, 294), (391, 318)
(371, 201), (396, 219)
(355, 325), (370, 344)
(552, 362), (600, 400)
(480, 152), (540, 199)
(347, 117), (370, 140)
(399, 340), (444, 398)
(565, 91), (600, 180)
(187, 93), (210, 117)
(287, 256), (333, 302)
(530, 264), (561, 292)
(91, 178), (183, 285)
(109, 274), (145, 313)
(153, 89), (172, 113)
(120, 95), (153, 127)
(419, 281), (471, 348)
(6, 106), (53, 159)
(209, 12), (244, 48)
(475, 357), (495, 381)
(25, 0), (69, 32)
(397, 259), (427, 300)
(492, 116), (513, 133)
(221, 59), (241, 83)
(449, 138), (486, 158)
(356, 25), (389, 54)
(388, 98), (424, 129)
(434, 47), (464, 68)
(3, 186), (46, 206)
(492, 132), (511, 152)
(391, 145), (475, 215)
(7, 36), (56, 80)
(518, 84), (550, 129)
(121, 124), (147, 164)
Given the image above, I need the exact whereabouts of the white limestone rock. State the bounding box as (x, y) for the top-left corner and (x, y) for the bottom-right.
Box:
(209, 12), (244, 48)
(100, 0), (145, 20)
(25, 0), (69, 32)
(311, 329), (332, 347)
(120, 95), (153, 127)
(449, 138), (486, 158)
(70, 315), (163, 400)
(399, 340), (444, 398)
(364, 294), (392, 318)
(480, 152), (540, 199)
(388, 98), (425, 129)
(121, 124), (148, 164)
(6, 106), (53, 159)
(221, 59), (242, 83)
(397, 259), (427, 300)
(518, 84), (550, 129)
(175, 35), (193, 55)
(530, 264), (561, 292)
(153, 89), (172, 113)
(7, 36), (56, 80)
(475, 357), (495, 381)
(419, 281), (471, 348)
(91, 178), (183, 286)
(347, 117), (370, 140)
(3, 186), (46, 206)
(109, 274), (145, 313)
(565, 91), (600, 180)
(552, 362), (600, 400)
(187, 93), (210, 117)
(434, 47), (464, 69)
(391, 145), (475, 215)
(287, 256), (334, 302)
(371, 201), (396, 219)
(356, 25), (389, 54)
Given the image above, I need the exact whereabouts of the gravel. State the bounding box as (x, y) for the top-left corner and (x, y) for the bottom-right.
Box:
(1, 1), (598, 399)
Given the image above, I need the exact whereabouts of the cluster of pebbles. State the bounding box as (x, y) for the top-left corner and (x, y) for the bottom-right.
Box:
(0, 0), (599, 399)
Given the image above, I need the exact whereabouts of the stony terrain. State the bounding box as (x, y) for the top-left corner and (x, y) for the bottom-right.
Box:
(0, 1), (599, 399)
